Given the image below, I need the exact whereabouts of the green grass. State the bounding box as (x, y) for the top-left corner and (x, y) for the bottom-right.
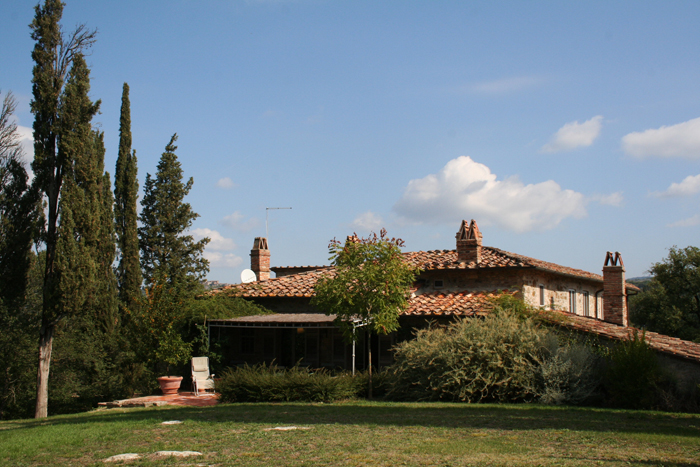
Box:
(1, 402), (699, 466)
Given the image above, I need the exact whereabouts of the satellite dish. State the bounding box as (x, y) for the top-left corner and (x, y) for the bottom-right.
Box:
(241, 269), (257, 283)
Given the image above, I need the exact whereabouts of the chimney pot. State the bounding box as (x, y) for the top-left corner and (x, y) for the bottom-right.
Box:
(251, 237), (270, 281)
(456, 219), (482, 264)
(602, 251), (627, 326)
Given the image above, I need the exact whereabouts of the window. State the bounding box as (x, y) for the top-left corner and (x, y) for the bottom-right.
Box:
(241, 329), (255, 354)
(568, 290), (577, 314)
(583, 291), (590, 317)
(539, 285), (545, 306)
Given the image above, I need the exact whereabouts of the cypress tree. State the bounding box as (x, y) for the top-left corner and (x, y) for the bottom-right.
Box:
(29, 0), (100, 418)
(114, 83), (141, 310)
(0, 91), (42, 420)
(139, 134), (210, 291)
(0, 91), (41, 307)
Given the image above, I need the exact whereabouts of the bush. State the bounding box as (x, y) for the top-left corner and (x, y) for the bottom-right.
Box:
(354, 369), (394, 399)
(218, 363), (360, 403)
(603, 330), (664, 409)
(387, 306), (545, 402)
(536, 333), (602, 406)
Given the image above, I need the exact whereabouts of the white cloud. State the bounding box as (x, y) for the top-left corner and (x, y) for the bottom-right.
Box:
(191, 228), (242, 268)
(652, 174), (700, 198)
(393, 156), (587, 233)
(204, 251), (243, 268)
(468, 76), (543, 95)
(16, 124), (34, 166)
(191, 228), (236, 250)
(351, 211), (383, 231)
(622, 117), (700, 159)
(219, 211), (260, 232)
(591, 192), (624, 207)
(541, 116), (603, 153)
(216, 177), (235, 189)
(667, 214), (700, 228)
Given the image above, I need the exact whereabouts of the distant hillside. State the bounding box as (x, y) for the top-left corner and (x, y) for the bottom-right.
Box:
(627, 276), (653, 291)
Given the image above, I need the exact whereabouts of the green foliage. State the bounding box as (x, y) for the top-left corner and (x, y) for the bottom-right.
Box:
(312, 230), (419, 340)
(387, 306), (545, 402)
(114, 82), (142, 310)
(630, 246), (700, 342)
(133, 277), (193, 375)
(185, 292), (272, 322)
(537, 333), (602, 406)
(0, 90), (42, 308)
(182, 293), (273, 365)
(139, 134), (209, 291)
(29, 0), (101, 418)
(603, 330), (664, 409)
(0, 253), (43, 420)
(218, 363), (360, 403)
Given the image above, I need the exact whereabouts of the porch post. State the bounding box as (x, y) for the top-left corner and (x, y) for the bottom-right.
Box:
(352, 323), (356, 376)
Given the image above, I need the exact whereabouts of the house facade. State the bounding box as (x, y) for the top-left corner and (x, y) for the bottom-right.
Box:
(208, 220), (662, 371)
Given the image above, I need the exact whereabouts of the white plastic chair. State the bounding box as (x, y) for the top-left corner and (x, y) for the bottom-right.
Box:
(191, 357), (215, 396)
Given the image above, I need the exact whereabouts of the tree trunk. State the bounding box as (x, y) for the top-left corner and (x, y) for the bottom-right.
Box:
(35, 324), (54, 419)
(367, 329), (373, 400)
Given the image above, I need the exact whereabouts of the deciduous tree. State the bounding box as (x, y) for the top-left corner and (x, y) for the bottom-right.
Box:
(312, 230), (418, 397)
(630, 246), (700, 342)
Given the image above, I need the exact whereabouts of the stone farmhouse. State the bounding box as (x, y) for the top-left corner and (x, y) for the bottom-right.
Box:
(209, 220), (700, 384)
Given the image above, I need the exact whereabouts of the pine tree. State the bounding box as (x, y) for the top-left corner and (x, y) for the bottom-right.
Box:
(29, 0), (102, 418)
(114, 83), (141, 310)
(139, 134), (209, 291)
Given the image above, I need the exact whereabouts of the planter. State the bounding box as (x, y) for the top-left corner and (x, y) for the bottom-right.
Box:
(157, 376), (183, 395)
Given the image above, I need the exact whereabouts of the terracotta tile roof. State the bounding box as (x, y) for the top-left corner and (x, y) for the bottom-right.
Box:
(221, 246), (638, 298)
(210, 313), (337, 324)
(404, 290), (514, 317)
(220, 274), (698, 362)
(402, 248), (524, 270)
(271, 265), (326, 271)
(403, 247), (639, 290)
(405, 247), (600, 281)
(544, 310), (700, 363)
(220, 268), (332, 298)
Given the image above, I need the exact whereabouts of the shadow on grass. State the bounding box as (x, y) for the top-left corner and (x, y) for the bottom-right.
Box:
(4, 402), (700, 439)
(561, 457), (700, 467)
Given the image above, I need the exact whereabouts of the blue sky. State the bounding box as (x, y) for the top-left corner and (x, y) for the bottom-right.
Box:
(2, 1), (700, 283)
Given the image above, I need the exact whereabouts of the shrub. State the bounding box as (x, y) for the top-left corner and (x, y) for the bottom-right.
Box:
(603, 330), (664, 409)
(387, 306), (545, 402)
(536, 333), (602, 406)
(218, 363), (360, 403)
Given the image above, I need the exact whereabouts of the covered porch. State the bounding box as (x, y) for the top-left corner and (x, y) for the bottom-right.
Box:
(207, 314), (396, 371)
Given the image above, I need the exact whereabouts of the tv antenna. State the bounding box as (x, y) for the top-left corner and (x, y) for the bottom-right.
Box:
(266, 207), (292, 239)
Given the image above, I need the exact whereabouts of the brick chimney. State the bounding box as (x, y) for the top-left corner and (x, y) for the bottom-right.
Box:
(602, 251), (627, 326)
(456, 219), (482, 264)
(250, 237), (270, 282)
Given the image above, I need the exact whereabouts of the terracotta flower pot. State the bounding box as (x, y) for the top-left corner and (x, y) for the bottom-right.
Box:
(157, 376), (183, 395)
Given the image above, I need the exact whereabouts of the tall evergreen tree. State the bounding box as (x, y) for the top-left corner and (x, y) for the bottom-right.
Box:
(0, 91), (42, 420)
(0, 90), (41, 307)
(139, 134), (209, 290)
(114, 83), (141, 310)
(29, 0), (104, 418)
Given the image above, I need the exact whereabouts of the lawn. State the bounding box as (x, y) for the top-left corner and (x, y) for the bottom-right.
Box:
(1, 402), (699, 466)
